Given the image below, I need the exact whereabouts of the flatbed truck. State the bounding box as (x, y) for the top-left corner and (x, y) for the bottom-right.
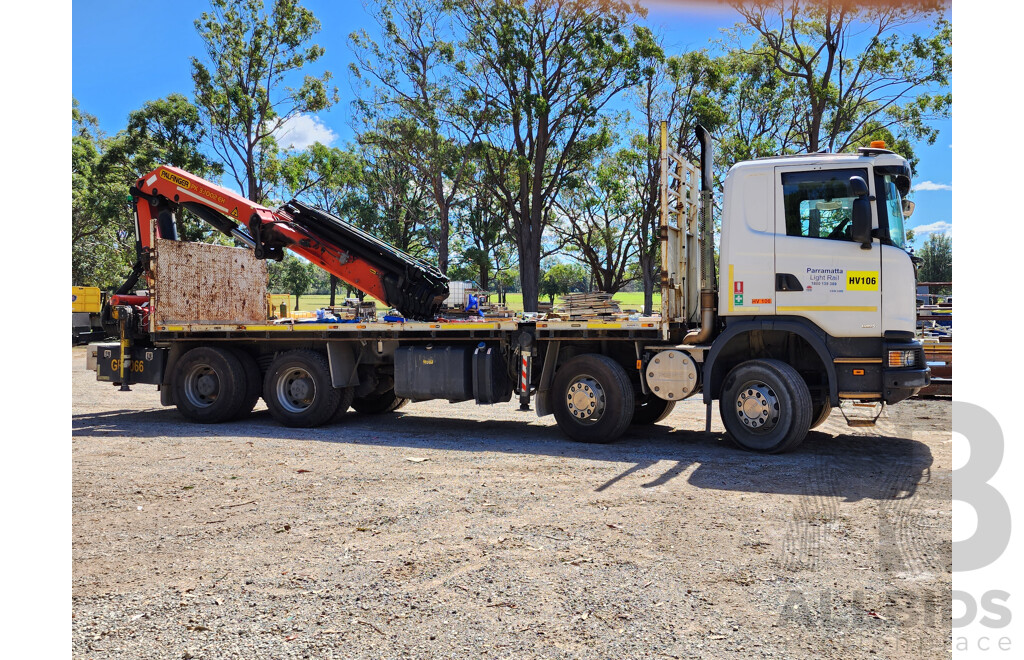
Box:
(87, 123), (929, 453)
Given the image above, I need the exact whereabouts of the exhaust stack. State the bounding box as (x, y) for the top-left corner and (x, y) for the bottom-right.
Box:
(683, 125), (717, 345)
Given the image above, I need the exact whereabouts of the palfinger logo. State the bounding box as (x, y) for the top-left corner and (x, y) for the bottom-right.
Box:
(159, 169), (190, 189)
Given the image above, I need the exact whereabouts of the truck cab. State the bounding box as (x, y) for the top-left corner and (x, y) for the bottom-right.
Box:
(699, 142), (929, 449)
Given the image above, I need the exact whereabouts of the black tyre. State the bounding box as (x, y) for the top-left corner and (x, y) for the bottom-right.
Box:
(719, 359), (812, 453)
(632, 393), (676, 425)
(172, 346), (248, 423)
(225, 346), (262, 419)
(552, 354), (635, 443)
(331, 386), (357, 422)
(351, 389), (409, 414)
(263, 350), (341, 428)
(810, 398), (832, 429)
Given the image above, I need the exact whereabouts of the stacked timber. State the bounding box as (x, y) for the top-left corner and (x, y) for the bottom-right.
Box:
(554, 292), (621, 320)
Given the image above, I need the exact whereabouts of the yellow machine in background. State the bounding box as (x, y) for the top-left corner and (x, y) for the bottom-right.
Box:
(72, 286), (102, 314)
(267, 294), (291, 319)
(72, 286), (106, 344)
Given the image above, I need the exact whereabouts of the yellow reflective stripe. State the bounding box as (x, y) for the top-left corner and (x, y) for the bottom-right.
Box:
(429, 323), (498, 330)
(728, 264), (734, 312)
(777, 305), (878, 312)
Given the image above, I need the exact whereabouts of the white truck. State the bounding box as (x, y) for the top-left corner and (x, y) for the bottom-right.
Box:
(87, 123), (928, 453)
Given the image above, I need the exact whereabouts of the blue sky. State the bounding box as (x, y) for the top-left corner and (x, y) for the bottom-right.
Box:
(72, 0), (952, 247)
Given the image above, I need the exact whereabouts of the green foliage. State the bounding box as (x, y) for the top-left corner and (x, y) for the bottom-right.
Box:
(728, 1), (952, 169)
(72, 100), (135, 289)
(350, 0), (487, 273)
(101, 94), (224, 244)
(275, 142), (362, 211)
(268, 254), (318, 309)
(453, 181), (514, 290)
(540, 262), (590, 303)
(343, 144), (434, 257)
(915, 231), (951, 284)
(454, 0), (658, 310)
(191, 0), (338, 202)
(618, 47), (730, 312)
(555, 149), (640, 293)
(73, 96), (220, 288)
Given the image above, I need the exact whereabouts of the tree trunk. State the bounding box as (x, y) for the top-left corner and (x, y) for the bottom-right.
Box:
(437, 203), (450, 275)
(479, 261), (490, 292)
(640, 252), (655, 316)
(329, 275), (338, 306)
(518, 234), (540, 312)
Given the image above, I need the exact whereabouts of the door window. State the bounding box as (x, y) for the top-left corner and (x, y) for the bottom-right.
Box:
(781, 168), (869, 242)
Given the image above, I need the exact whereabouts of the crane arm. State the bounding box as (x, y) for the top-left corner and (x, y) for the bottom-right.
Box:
(127, 165), (448, 320)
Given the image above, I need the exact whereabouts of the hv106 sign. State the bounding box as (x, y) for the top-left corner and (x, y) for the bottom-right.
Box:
(805, 267), (879, 292)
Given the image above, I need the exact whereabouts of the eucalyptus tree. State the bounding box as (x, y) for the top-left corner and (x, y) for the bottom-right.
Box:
(350, 0), (487, 274)
(191, 0), (338, 203)
(553, 150), (641, 294)
(621, 49), (728, 314)
(729, 0), (951, 165)
(453, 0), (658, 311)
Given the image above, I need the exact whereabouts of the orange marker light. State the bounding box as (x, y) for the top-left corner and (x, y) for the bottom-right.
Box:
(870, 140), (887, 149)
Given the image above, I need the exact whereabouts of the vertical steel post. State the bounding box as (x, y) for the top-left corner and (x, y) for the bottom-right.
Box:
(519, 349), (532, 411)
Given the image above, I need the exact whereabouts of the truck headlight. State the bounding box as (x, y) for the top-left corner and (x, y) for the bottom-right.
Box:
(888, 350), (916, 368)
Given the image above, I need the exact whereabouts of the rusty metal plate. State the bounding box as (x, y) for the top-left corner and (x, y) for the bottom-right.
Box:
(152, 239), (267, 324)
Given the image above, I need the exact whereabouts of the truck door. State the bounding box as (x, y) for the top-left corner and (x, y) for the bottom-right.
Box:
(773, 164), (882, 338)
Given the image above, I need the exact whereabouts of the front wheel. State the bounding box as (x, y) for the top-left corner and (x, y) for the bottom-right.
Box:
(552, 354), (635, 443)
(719, 359), (812, 454)
(263, 350), (341, 428)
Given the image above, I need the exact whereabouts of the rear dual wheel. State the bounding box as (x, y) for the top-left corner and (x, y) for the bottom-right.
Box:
(173, 346), (352, 428)
(263, 350), (354, 428)
(352, 389), (409, 414)
(552, 354), (635, 444)
(632, 393), (676, 425)
(173, 347), (248, 423)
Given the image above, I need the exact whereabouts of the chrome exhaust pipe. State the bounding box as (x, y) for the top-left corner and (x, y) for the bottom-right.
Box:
(683, 125), (717, 345)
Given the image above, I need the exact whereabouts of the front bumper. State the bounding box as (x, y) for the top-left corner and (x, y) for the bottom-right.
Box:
(882, 342), (931, 404)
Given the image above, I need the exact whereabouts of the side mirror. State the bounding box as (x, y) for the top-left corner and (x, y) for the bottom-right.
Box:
(902, 199), (916, 218)
(849, 176), (873, 249)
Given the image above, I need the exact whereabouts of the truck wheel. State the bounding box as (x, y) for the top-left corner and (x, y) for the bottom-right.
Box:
(632, 393), (676, 425)
(263, 350), (341, 428)
(173, 346), (247, 423)
(552, 354), (635, 443)
(810, 398), (832, 429)
(720, 359), (812, 453)
(351, 389), (409, 414)
(226, 347), (262, 419)
(331, 387), (357, 422)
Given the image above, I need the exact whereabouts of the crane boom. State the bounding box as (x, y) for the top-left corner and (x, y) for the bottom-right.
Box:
(128, 165), (449, 320)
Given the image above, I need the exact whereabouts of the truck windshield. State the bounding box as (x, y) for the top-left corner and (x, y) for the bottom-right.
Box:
(882, 175), (907, 249)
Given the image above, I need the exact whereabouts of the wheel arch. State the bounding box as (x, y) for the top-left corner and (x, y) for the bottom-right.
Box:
(703, 317), (838, 407)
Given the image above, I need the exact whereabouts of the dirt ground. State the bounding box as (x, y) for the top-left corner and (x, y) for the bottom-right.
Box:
(71, 346), (952, 659)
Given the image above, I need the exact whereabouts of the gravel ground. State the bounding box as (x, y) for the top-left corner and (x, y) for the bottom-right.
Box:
(72, 346), (951, 659)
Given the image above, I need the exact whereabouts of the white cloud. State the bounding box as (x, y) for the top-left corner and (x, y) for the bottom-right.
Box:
(272, 114), (337, 150)
(912, 180), (953, 192)
(912, 221), (953, 237)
